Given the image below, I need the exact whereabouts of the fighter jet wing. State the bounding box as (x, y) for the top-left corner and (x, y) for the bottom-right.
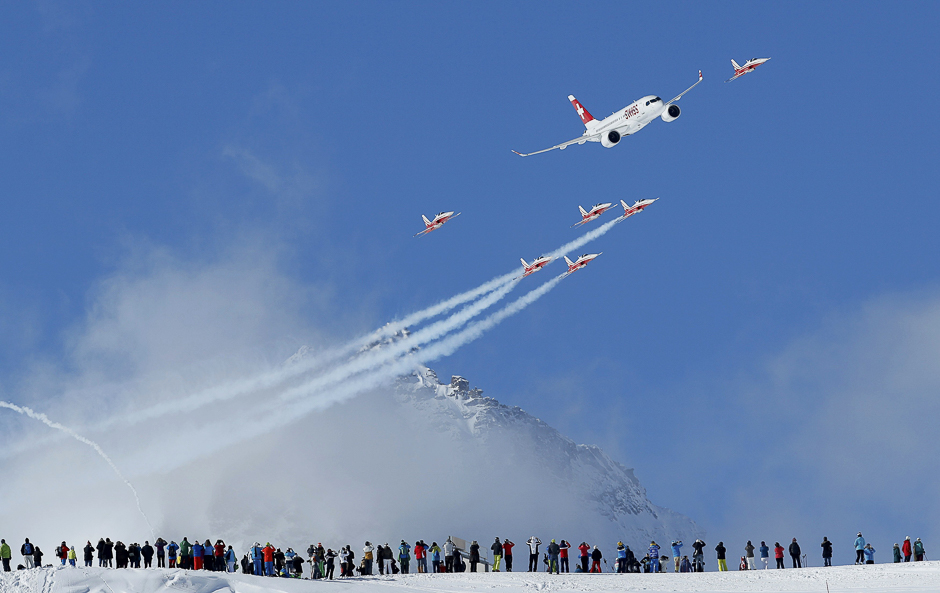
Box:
(512, 132), (599, 157)
(666, 70), (703, 105)
(724, 72), (744, 83)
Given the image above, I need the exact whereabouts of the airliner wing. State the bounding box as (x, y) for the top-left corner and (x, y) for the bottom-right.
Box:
(667, 70), (703, 105)
(512, 133), (599, 157)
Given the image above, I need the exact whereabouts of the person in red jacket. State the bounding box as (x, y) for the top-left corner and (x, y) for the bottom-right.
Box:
(902, 537), (913, 562)
(774, 542), (785, 569)
(502, 539), (514, 572)
(578, 542), (590, 572)
(263, 543), (275, 576)
(214, 541), (225, 572)
(58, 542), (68, 566)
(558, 540), (570, 573)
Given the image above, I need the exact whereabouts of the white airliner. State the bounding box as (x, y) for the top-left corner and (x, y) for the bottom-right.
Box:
(414, 211), (460, 237)
(725, 57), (770, 82)
(512, 71), (702, 157)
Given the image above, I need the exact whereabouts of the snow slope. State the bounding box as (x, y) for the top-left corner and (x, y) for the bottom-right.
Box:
(4, 564), (940, 593)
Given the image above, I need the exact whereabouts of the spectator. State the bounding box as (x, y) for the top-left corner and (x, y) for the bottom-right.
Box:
(759, 541), (769, 569)
(745, 541), (756, 570)
(648, 541), (661, 573)
(559, 540), (570, 573)
(503, 539), (514, 572)
(671, 540), (683, 572)
(590, 546), (602, 573)
(902, 537), (913, 562)
(789, 538), (802, 568)
(893, 543), (901, 563)
(490, 538), (502, 572)
(715, 542), (727, 571)
(855, 533), (865, 565)
(863, 543), (876, 565)
(914, 538), (925, 561)
(578, 542), (590, 573)
(527, 536), (541, 572)
(821, 537), (833, 567)
(692, 539), (706, 572)
(774, 542), (785, 569)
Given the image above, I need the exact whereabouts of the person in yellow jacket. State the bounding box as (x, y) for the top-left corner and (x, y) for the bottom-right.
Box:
(68, 546), (78, 567)
(1, 539), (12, 572)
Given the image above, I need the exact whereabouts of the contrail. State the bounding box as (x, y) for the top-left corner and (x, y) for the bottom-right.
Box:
(274, 278), (520, 403)
(88, 271), (520, 433)
(90, 215), (625, 433)
(193, 274), (569, 452)
(0, 401), (155, 540)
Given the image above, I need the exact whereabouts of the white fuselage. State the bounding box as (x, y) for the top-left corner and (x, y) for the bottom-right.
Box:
(587, 95), (666, 142)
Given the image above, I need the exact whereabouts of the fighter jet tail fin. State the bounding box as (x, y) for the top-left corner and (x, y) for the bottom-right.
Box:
(578, 205), (588, 217)
(520, 258), (530, 268)
(731, 59), (741, 70)
(564, 256), (574, 267)
(422, 214), (432, 227)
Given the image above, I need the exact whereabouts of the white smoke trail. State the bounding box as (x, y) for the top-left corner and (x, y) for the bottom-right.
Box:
(162, 274), (569, 465)
(88, 214), (625, 434)
(273, 278), (520, 403)
(90, 271), (520, 432)
(548, 215), (625, 260)
(0, 401), (156, 540)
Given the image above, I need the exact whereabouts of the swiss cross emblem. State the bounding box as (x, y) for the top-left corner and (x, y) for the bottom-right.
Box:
(576, 105), (584, 118)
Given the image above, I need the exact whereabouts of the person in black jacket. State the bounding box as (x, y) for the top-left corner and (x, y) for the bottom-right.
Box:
(469, 541), (480, 572)
(114, 542), (127, 569)
(33, 546), (43, 568)
(128, 543), (140, 568)
(590, 546), (602, 573)
(789, 539), (801, 568)
(691, 539), (706, 572)
(105, 539), (114, 568)
(821, 537), (833, 567)
(141, 542), (154, 568)
(83, 542), (94, 567)
(490, 538), (502, 572)
(715, 542), (727, 571)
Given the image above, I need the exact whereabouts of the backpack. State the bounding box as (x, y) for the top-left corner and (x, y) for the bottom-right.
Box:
(23, 543), (32, 555)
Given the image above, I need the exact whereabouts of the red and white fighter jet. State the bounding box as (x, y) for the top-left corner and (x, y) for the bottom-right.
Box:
(725, 57), (770, 82)
(620, 197), (659, 219)
(512, 70), (702, 157)
(414, 211), (460, 237)
(563, 253), (601, 275)
(519, 256), (552, 278)
(572, 203), (616, 227)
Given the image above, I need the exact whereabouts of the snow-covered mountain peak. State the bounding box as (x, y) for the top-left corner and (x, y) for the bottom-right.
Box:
(395, 365), (704, 544)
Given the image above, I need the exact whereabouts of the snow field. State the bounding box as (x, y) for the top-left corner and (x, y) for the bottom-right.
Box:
(4, 563), (940, 593)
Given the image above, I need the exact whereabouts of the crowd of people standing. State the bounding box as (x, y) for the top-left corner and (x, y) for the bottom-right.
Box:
(0, 531), (928, 577)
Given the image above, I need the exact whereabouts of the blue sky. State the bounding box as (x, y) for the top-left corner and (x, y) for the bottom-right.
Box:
(2, 1), (940, 561)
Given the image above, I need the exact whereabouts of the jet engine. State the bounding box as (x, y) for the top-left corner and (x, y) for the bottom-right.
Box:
(600, 130), (621, 148)
(660, 104), (681, 122)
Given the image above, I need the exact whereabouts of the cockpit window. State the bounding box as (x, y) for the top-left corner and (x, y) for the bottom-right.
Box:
(651, 97), (660, 103)
(645, 101), (650, 106)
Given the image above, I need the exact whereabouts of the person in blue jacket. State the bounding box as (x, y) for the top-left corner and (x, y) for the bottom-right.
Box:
(648, 541), (661, 573)
(225, 546), (237, 573)
(854, 533), (866, 565)
(759, 541), (770, 569)
(671, 541), (683, 572)
(863, 544), (876, 564)
(616, 542), (627, 573)
(251, 543), (264, 576)
(167, 541), (179, 568)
